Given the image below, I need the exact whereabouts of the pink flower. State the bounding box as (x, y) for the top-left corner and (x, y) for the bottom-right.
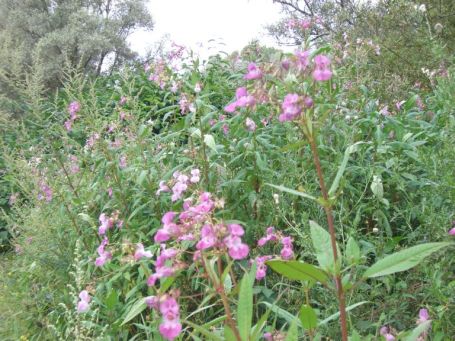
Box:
(145, 296), (159, 309)
(134, 243), (153, 261)
(64, 120), (72, 131)
(119, 96), (127, 106)
(95, 237), (112, 267)
(312, 54), (332, 81)
(228, 224), (245, 236)
(281, 59), (291, 70)
(225, 235), (249, 260)
(417, 308), (429, 324)
(171, 182), (188, 202)
(224, 87), (256, 113)
(38, 182), (53, 202)
(77, 290), (91, 313)
(279, 94), (302, 122)
(244, 63), (263, 80)
(263, 332), (273, 341)
(68, 101), (81, 119)
(157, 296), (182, 340)
(295, 50), (310, 71)
(258, 227), (277, 246)
(379, 326), (395, 341)
(222, 123), (230, 135)
(190, 169), (200, 183)
(107, 187), (113, 198)
(119, 155), (127, 169)
(448, 227), (455, 235)
(156, 181), (170, 196)
(179, 94), (189, 114)
(245, 118), (257, 132)
(98, 213), (114, 235)
(196, 225), (217, 250)
(255, 255), (272, 280)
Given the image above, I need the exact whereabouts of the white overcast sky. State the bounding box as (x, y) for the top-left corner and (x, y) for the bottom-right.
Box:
(128, 0), (284, 58)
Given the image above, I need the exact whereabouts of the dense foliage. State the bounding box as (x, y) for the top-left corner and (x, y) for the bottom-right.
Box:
(1, 3), (455, 341)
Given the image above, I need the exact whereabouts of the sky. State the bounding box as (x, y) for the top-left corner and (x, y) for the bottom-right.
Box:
(128, 0), (285, 58)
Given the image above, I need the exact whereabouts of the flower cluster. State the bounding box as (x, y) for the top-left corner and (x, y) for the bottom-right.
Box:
(379, 308), (430, 341)
(37, 180), (52, 202)
(134, 243), (153, 261)
(156, 169), (200, 201)
(65, 101), (81, 131)
(224, 87), (256, 113)
(254, 227), (295, 280)
(244, 62), (263, 80)
(95, 237), (112, 267)
(98, 211), (122, 235)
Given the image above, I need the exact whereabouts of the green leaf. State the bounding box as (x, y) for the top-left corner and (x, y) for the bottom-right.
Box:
(370, 175), (384, 200)
(299, 305), (318, 330)
(284, 318), (299, 341)
(204, 134), (217, 153)
(121, 298), (147, 326)
(346, 237), (361, 265)
(184, 320), (224, 341)
(265, 183), (316, 201)
(328, 142), (363, 196)
(266, 260), (328, 284)
(105, 290), (118, 310)
(310, 221), (340, 274)
(318, 301), (369, 326)
(260, 302), (301, 328)
(403, 320), (431, 341)
(363, 242), (452, 278)
(237, 269), (254, 341)
(251, 309), (271, 340)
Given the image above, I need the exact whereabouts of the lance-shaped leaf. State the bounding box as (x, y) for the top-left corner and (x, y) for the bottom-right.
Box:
(266, 260), (328, 284)
(363, 242), (452, 278)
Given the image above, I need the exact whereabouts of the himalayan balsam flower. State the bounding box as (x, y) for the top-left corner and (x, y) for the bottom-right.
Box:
(312, 54), (333, 81)
(379, 326), (395, 341)
(98, 213), (114, 235)
(190, 169), (200, 183)
(156, 181), (170, 196)
(263, 332), (273, 341)
(77, 290), (91, 313)
(295, 50), (310, 71)
(244, 62), (263, 80)
(417, 308), (429, 324)
(134, 243), (153, 261)
(159, 296), (182, 340)
(224, 87), (256, 113)
(279, 94), (302, 122)
(449, 227), (455, 235)
(95, 237), (112, 267)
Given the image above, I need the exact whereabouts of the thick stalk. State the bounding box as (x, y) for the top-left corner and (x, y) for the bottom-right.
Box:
(309, 136), (348, 341)
(200, 256), (241, 341)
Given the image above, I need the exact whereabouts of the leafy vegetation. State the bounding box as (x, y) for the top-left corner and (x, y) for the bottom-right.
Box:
(1, 1), (455, 341)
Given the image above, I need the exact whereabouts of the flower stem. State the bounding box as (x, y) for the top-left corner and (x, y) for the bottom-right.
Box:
(309, 135), (348, 341)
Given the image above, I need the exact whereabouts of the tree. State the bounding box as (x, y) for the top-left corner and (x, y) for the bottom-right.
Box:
(0, 0), (153, 113)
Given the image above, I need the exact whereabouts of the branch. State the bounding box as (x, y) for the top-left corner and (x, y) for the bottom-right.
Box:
(273, 0), (312, 16)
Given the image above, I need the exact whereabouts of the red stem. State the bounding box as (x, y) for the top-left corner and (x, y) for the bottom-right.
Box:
(309, 136), (348, 341)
